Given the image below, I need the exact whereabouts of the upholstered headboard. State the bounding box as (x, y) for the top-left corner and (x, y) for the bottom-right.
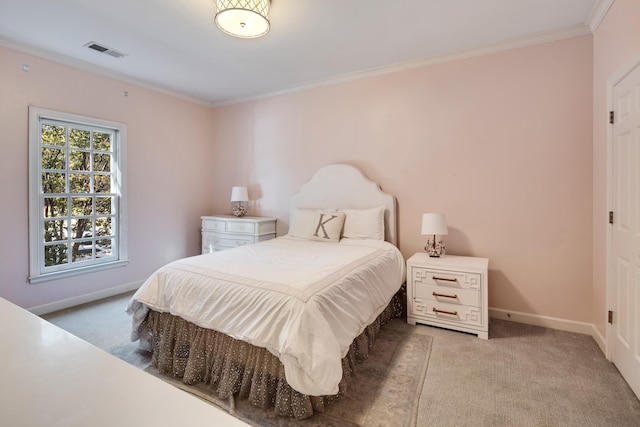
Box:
(289, 164), (397, 246)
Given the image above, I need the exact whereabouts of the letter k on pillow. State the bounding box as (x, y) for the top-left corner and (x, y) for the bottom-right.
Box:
(310, 211), (346, 242)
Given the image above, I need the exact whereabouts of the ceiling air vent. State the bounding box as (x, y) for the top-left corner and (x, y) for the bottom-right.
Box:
(84, 41), (127, 59)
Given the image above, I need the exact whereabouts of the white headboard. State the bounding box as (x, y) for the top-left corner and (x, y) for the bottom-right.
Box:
(290, 164), (397, 246)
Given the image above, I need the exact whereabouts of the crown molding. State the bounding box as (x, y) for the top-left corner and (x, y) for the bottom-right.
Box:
(0, 36), (216, 108)
(587, 0), (615, 32)
(0, 21), (594, 110)
(213, 24), (593, 107)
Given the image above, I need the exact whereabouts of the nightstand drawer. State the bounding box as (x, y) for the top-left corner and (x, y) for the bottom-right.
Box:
(414, 284), (480, 307)
(213, 234), (256, 249)
(411, 299), (484, 328)
(202, 219), (227, 232)
(411, 267), (482, 291)
(227, 221), (257, 234)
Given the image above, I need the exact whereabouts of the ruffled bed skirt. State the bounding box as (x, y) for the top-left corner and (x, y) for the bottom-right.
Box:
(137, 291), (404, 419)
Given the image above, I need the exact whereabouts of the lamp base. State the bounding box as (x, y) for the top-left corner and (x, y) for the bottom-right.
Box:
(232, 203), (247, 217)
(425, 238), (445, 257)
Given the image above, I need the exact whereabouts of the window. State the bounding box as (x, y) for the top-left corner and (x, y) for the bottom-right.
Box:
(28, 107), (128, 283)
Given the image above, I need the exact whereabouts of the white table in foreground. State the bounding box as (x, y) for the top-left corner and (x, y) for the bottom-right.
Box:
(0, 297), (249, 427)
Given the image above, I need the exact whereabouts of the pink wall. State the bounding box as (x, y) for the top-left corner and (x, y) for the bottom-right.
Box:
(0, 46), (215, 309)
(0, 30), (597, 325)
(592, 0), (640, 338)
(212, 36), (594, 322)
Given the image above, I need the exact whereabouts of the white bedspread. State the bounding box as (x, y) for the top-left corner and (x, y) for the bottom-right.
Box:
(127, 236), (405, 396)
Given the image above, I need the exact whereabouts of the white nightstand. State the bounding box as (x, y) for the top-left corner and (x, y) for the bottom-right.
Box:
(406, 253), (489, 339)
(201, 215), (277, 253)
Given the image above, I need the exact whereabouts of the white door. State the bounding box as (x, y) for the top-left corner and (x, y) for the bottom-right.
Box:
(611, 62), (640, 398)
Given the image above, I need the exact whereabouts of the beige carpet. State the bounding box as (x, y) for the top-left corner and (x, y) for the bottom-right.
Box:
(44, 292), (640, 426)
(417, 319), (640, 427)
(138, 319), (431, 427)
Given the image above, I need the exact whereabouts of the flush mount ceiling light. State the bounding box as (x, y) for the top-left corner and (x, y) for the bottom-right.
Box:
(215, 0), (270, 39)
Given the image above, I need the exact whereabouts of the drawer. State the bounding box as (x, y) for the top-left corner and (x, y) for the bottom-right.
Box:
(411, 299), (484, 328)
(413, 284), (480, 307)
(202, 219), (227, 232)
(256, 233), (276, 242)
(256, 220), (277, 235)
(227, 221), (257, 234)
(213, 234), (256, 249)
(410, 266), (482, 291)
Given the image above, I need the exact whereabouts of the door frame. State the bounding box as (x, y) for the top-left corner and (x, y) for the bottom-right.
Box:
(606, 50), (640, 360)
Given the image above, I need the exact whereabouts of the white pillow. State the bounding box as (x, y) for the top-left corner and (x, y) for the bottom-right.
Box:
(288, 208), (345, 242)
(288, 208), (322, 238)
(341, 206), (385, 240)
(308, 211), (346, 243)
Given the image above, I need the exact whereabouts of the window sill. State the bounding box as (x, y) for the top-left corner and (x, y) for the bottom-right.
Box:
(29, 259), (130, 284)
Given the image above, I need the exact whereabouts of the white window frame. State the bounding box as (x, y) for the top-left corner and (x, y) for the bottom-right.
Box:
(28, 107), (128, 283)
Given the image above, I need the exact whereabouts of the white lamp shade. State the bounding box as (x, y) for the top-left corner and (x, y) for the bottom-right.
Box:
(421, 213), (448, 235)
(215, 0), (270, 38)
(230, 186), (249, 202)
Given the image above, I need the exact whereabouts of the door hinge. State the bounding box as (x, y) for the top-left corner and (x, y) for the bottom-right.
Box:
(609, 110), (615, 124)
(609, 211), (614, 224)
(608, 310), (613, 324)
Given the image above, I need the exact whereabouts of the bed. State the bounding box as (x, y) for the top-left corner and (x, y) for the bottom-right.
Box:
(127, 163), (405, 419)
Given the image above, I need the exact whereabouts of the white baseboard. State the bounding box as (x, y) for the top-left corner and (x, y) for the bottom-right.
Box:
(28, 281), (143, 316)
(489, 307), (606, 354)
(590, 324), (608, 357)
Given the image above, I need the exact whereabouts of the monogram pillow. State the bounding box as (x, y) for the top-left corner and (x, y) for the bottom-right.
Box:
(308, 211), (346, 243)
(288, 208), (320, 238)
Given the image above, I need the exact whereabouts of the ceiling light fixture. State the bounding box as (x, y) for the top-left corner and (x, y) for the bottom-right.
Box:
(214, 0), (270, 39)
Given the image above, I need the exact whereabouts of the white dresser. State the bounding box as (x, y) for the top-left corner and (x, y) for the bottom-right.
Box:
(201, 215), (277, 253)
(406, 253), (489, 339)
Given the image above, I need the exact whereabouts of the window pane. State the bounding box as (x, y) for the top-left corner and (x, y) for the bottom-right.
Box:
(72, 241), (93, 262)
(41, 124), (66, 147)
(42, 172), (65, 193)
(44, 219), (67, 242)
(69, 173), (90, 193)
(96, 239), (112, 258)
(45, 244), (68, 266)
(96, 217), (112, 236)
(69, 150), (90, 171)
(94, 132), (111, 151)
(96, 196), (112, 215)
(43, 197), (67, 218)
(69, 128), (90, 149)
(71, 217), (93, 239)
(94, 174), (111, 193)
(42, 147), (65, 170)
(71, 197), (93, 216)
(93, 153), (111, 172)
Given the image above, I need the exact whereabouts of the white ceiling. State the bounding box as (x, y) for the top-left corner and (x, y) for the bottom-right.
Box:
(0, 0), (601, 106)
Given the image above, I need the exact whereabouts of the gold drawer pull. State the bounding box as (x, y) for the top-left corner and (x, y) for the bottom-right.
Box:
(433, 308), (458, 316)
(433, 292), (457, 299)
(433, 276), (457, 282)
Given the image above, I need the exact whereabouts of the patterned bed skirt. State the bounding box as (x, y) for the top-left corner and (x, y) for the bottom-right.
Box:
(136, 290), (404, 419)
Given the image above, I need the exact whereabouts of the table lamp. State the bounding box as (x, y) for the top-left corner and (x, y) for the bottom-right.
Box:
(421, 213), (448, 257)
(231, 186), (249, 217)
